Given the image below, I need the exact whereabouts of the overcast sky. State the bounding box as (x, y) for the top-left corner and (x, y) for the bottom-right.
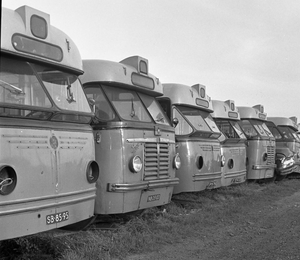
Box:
(2, 0), (300, 125)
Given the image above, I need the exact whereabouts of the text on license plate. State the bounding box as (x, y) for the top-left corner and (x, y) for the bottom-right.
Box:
(46, 211), (69, 225)
(147, 194), (160, 202)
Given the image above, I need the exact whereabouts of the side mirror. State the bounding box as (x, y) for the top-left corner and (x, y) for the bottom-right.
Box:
(172, 118), (179, 128)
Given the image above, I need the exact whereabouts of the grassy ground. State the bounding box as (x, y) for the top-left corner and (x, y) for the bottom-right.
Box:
(1, 179), (299, 260)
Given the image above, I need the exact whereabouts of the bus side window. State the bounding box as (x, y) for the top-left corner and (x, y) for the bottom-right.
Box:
(157, 98), (171, 120)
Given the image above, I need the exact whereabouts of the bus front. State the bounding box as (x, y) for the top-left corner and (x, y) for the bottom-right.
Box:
(0, 6), (99, 240)
(158, 84), (222, 194)
(237, 105), (276, 180)
(81, 57), (180, 215)
(212, 100), (247, 186)
(268, 117), (300, 175)
(265, 121), (295, 179)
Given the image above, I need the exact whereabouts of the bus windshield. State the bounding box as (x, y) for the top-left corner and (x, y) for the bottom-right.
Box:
(278, 126), (299, 140)
(0, 56), (91, 121)
(266, 123), (283, 140)
(85, 84), (168, 124)
(239, 119), (271, 138)
(139, 93), (170, 126)
(215, 119), (246, 139)
(173, 105), (219, 138)
(35, 64), (91, 112)
(0, 57), (51, 112)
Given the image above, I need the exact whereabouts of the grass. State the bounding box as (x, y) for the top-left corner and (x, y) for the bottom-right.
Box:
(1, 179), (300, 260)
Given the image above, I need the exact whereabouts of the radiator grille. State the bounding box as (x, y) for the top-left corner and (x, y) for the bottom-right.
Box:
(144, 143), (170, 180)
(267, 146), (275, 165)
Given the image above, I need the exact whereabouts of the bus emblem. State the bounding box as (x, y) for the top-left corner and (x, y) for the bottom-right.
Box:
(49, 136), (59, 149)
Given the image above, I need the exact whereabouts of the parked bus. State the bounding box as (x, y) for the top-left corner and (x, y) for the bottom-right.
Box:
(268, 117), (300, 174)
(0, 6), (99, 240)
(157, 84), (222, 194)
(265, 120), (295, 179)
(211, 100), (247, 186)
(237, 105), (276, 180)
(80, 57), (180, 215)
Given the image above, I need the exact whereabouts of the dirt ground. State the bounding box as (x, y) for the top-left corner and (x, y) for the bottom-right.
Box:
(126, 180), (300, 260)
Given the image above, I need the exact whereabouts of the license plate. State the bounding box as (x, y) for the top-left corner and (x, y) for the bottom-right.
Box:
(46, 211), (69, 225)
(231, 177), (242, 184)
(147, 194), (160, 202)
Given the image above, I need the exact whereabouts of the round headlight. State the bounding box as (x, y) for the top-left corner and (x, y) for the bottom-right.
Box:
(86, 161), (99, 183)
(228, 159), (234, 169)
(263, 153), (268, 161)
(0, 166), (17, 195)
(129, 156), (143, 173)
(173, 153), (181, 169)
(221, 155), (226, 167)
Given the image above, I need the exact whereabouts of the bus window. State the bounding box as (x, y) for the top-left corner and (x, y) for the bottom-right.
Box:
(34, 64), (91, 113)
(204, 114), (221, 137)
(278, 126), (294, 139)
(103, 85), (152, 122)
(176, 106), (211, 132)
(239, 120), (258, 138)
(261, 123), (274, 138)
(173, 107), (193, 135)
(231, 121), (246, 139)
(139, 93), (170, 126)
(0, 57), (51, 109)
(84, 85), (115, 121)
(216, 120), (241, 138)
(268, 125), (282, 140)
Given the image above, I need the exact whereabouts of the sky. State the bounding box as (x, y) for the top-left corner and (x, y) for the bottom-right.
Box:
(2, 0), (300, 125)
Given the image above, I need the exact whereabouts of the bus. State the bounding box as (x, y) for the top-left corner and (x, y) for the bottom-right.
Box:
(265, 120), (295, 179)
(157, 84), (222, 194)
(80, 57), (180, 215)
(0, 6), (99, 240)
(237, 105), (276, 180)
(211, 100), (247, 186)
(268, 117), (300, 174)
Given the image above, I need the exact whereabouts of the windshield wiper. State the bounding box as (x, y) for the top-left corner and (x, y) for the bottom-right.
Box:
(130, 98), (136, 118)
(0, 79), (25, 95)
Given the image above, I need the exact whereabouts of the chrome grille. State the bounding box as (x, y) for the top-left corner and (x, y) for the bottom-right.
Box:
(144, 142), (170, 180)
(267, 146), (275, 165)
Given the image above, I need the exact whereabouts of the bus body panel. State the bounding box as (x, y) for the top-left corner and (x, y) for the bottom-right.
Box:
(0, 119), (96, 240)
(211, 100), (247, 186)
(94, 127), (178, 214)
(246, 139), (276, 179)
(1, 6), (98, 240)
(173, 138), (222, 194)
(221, 143), (247, 186)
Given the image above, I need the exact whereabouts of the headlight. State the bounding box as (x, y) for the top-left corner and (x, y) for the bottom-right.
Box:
(129, 156), (143, 173)
(173, 153), (181, 169)
(228, 159), (234, 169)
(263, 153), (268, 161)
(86, 161), (99, 183)
(221, 155), (226, 167)
(0, 166), (17, 195)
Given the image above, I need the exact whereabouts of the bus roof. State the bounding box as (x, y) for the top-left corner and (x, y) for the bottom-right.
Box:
(237, 105), (267, 121)
(268, 117), (298, 131)
(80, 57), (163, 97)
(1, 6), (83, 74)
(161, 83), (214, 113)
(211, 100), (240, 120)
